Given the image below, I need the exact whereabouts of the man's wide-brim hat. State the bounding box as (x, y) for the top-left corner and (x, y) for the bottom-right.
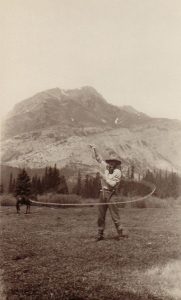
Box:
(105, 152), (122, 165)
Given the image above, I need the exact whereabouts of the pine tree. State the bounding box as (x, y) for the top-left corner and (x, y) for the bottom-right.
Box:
(74, 171), (82, 196)
(41, 176), (45, 194)
(0, 183), (4, 194)
(43, 167), (49, 192)
(78, 171), (82, 195)
(31, 175), (37, 195)
(170, 171), (179, 198)
(93, 172), (101, 198)
(42, 167), (53, 192)
(12, 178), (16, 194)
(8, 173), (13, 193)
(83, 174), (90, 198)
(47, 167), (53, 190)
(126, 167), (130, 179)
(14, 169), (31, 196)
(131, 165), (135, 179)
(53, 165), (60, 188)
(89, 176), (96, 198)
(37, 177), (43, 194)
(63, 176), (69, 194)
(57, 175), (69, 194)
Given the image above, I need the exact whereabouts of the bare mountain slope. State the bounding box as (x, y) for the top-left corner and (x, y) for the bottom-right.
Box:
(1, 86), (181, 175)
(2, 86), (150, 138)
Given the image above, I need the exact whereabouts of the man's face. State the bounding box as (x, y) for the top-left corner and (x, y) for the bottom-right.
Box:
(107, 161), (121, 173)
(108, 162), (116, 174)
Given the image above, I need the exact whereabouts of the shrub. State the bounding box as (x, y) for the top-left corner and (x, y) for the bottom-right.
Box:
(37, 193), (82, 205)
(174, 196), (181, 206)
(0, 194), (16, 206)
(122, 196), (175, 209)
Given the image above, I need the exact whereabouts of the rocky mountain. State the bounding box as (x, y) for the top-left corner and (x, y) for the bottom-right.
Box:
(2, 86), (150, 139)
(1, 86), (181, 178)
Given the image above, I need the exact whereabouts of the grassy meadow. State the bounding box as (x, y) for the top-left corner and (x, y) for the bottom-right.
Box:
(0, 196), (181, 299)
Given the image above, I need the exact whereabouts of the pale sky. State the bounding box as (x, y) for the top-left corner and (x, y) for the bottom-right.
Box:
(1, 0), (181, 120)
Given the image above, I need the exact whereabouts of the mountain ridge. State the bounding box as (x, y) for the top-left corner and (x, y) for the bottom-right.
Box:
(2, 86), (152, 138)
(1, 86), (181, 176)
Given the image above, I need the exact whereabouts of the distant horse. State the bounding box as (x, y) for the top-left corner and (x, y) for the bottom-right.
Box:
(16, 195), (31, 214)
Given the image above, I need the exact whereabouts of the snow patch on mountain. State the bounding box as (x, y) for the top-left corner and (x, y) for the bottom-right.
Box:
(61, 89), (68, 96)
(115, 118), (119, 124)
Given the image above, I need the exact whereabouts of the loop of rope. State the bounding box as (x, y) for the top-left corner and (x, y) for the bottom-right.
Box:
(30, 180), (156, 207)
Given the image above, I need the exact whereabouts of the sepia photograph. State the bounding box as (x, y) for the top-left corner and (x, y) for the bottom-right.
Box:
(1, 0), (181, 299)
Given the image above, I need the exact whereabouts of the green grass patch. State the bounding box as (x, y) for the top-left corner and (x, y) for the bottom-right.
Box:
(0, 206), (181, 299)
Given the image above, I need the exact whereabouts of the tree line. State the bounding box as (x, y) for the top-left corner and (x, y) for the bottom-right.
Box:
(1, 165), (181, 199)
(142, 169), (181, 199)
(5, 166), (102, 198)
(7, 165), (69, 196)
(72, 171), (101, 198)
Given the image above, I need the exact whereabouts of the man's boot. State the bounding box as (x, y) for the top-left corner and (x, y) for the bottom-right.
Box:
(118, 228), (129, 239)
(96, 231), (104, 241)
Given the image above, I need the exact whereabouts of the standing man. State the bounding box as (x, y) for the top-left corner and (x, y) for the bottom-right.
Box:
(89, 144), (128, 241)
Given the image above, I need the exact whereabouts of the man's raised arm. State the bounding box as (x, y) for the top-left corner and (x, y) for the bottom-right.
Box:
(89, 144), (103, 163)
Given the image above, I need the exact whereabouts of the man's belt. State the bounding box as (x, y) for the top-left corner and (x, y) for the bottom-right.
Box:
(100, 188), (116, 203)
(100, 188), (115, 193)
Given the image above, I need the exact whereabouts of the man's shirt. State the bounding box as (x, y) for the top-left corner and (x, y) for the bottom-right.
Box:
(100, 160), (121, 190)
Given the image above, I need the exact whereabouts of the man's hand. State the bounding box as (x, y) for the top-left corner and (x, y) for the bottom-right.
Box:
(89, 144), (96, 149)
(89, 144), (102, 163)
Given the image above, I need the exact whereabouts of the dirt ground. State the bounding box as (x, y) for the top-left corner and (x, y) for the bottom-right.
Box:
(0, 205), (181, 300)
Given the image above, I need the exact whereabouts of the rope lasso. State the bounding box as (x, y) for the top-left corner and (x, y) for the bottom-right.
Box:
(30, 180), (156, 207)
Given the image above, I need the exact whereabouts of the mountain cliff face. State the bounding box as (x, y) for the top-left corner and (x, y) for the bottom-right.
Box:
(1, 86), (181, 175)
(2, 86), (150, 138)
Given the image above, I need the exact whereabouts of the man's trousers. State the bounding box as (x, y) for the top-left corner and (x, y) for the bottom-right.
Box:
(97, 190), (122, 234)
